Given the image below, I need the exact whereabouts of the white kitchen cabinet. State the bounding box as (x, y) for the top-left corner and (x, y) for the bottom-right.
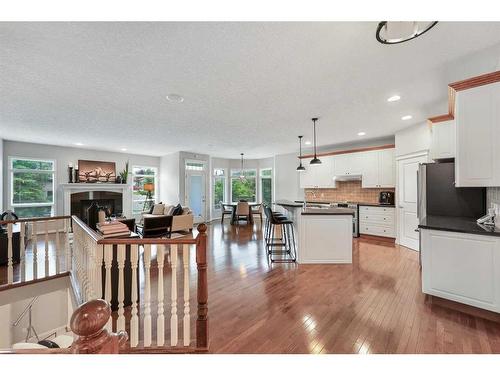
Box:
(359, 205), (395, 238)
(455, 82), (500, 187)
(333, 152), (363, 176)
(421, 229), (500, 313)
(430, 120), (455, 160)
(299, 156), (336, 189)
(360, 149), (395, 188)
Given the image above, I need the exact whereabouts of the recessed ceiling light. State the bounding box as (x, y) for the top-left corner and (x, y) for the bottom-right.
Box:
(74, 142), (84, 146)
(387, 95), (401, 102)
(166, 94), (184, 103)
(401, 115), (412, 121)
(357, 132), (366, 136)
(304, 141), (312, 145)
(120, 148), (127, 152)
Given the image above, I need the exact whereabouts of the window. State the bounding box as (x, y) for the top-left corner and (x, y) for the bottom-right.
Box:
(260, 168), (272, 205)
(132, 166), (158, 214)
(231, 169), (257, 203)
(185, 161), (205, 171)
(10, 158), (55, 218)
(213, 168), (226, 210)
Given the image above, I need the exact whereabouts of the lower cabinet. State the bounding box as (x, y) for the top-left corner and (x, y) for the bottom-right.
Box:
(359, 206), (395, 238)
(421, 229), (500, 313)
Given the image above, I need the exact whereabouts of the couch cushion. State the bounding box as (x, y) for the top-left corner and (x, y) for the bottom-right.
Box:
(163, 204), (174, 216)
(152, 203), (165, 215)
(181, 206), (192, 215)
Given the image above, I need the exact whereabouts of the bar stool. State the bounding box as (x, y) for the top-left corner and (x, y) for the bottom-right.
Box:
(263, 205), (296, 263)
(263, 204), (286, 243)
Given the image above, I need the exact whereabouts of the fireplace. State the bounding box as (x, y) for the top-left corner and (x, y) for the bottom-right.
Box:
(71, 191), (123, 223)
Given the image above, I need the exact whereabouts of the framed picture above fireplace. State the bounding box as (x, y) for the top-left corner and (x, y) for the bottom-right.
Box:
(78, 160), (116, 183)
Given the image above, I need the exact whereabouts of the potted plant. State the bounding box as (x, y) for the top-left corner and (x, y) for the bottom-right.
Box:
(119, 161), (129, 184)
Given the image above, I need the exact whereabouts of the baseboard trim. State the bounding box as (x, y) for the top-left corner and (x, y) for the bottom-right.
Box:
(359, 234), (396, 243)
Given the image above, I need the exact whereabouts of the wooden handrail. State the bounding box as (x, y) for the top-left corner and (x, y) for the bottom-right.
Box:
(97, 237), (198, 245)
(72, 215), (102, 242)
(0, 215), (71, 226)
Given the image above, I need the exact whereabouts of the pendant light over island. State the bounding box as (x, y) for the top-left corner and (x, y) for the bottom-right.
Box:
(309, 117), (321, 165)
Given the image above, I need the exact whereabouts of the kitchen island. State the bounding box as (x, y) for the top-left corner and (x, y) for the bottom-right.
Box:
(299, 207), (354, 264)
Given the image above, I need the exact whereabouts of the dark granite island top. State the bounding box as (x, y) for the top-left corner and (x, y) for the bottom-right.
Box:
(302, 208), (355, 216)
(274, 200), (304, 208)
(419, 215), (500, 237)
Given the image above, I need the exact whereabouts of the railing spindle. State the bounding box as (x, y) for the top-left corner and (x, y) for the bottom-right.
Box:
(65, 218), (71, 272)
(143, 244), (152, 347)
(7, 223), (13, 284)
(170, 244), (178, 346)
(32, 221), (38, 279)
(116, 244), (126, 332)
(156, 244), (165, 347)
(103, 244), (113, 332)
(183, 244), (190, 346)
(44, 220), (49, 276)
(20, 222), (26, 282)
(130, 244), (139, 347)
(55, 221), (61, 274)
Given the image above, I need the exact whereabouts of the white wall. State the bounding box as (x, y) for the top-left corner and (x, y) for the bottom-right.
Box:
(395, 123), (431, 157)
(159, 151), (180, 204)
(2, 141), (160, 216)
(274, 152), (302, 202)
(0, 138), (3, 213)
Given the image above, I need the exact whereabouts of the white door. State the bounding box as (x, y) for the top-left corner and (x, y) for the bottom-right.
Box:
(186, 171), (206, 223)
(397, 154), (428, 251)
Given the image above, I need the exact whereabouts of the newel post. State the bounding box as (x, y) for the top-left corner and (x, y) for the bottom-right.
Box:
(195, 223), (209, 351)
(70, 299), (128, 354)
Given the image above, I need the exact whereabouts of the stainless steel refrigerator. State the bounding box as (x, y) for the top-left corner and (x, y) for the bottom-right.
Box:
(417, 161), (486, 223)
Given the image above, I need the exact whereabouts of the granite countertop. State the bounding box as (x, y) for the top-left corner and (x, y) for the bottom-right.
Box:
(302, 208), (355, 216)
(274, 200), (304, 208)
(419, 215), (500, 237)
(295, 200), (394, 207)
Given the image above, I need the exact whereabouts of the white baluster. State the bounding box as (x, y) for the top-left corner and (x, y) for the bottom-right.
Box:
(143, 244), (152, 347)
(156, 244), (165, 346)
(32, 221), (38, 279)
(7, 223), (13, 284)
(130, 244), (139, 347)
(55, 220), (61, 274)
(65, 218), (71, 272)
(182, 244), (190, 346)
(104, 244), (113, 332)
(170, 244), (178, 346)
(20, 222), (26, 282)
(116, 244), (126, 332)
(44, 220), (49, 276)
(94, 243), (103, 300)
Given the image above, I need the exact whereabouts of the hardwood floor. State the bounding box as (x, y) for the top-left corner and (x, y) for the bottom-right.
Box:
(2, 221), (500, 353)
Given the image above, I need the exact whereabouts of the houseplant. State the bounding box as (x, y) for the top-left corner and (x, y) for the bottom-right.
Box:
(119, 161), (129, 184)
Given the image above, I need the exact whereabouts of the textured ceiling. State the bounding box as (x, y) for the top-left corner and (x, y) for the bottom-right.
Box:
(1, 22), (500, 158)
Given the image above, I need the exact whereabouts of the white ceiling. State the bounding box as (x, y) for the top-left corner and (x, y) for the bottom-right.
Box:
(1, 22), (500, 158)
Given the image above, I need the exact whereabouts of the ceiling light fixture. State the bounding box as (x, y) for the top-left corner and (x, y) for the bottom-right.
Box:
(401, 115), (413, 121)
(74, 142), (84, 146)
(357, 132), (366, 136)
(120, 148), (127, 152)
(239, 153), (247, 182)
(166, 94), (184, 103)
(304, 140), (312, 145)
(387, 95), (401, 102)
(376, 21), (438, 45)
(296, 136), (306, 172)
(309, 118), (322, 166)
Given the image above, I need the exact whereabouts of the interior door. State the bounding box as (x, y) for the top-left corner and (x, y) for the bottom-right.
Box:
(397, 154), (428, 251)
(186, 172), (206, 223)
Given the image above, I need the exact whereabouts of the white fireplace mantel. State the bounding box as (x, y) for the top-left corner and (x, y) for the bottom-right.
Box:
(61, 183), (133, 217)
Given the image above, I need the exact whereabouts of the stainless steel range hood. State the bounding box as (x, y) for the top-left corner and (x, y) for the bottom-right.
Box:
(334, 174), (362, 181)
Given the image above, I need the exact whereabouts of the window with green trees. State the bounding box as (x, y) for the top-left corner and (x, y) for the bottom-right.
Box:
(132, 166), (157, 214)
(260, 168), (272, 204)
(213, 168), (225, 210)
(10, 158), (55, 218)
(231, 169), (256, 203)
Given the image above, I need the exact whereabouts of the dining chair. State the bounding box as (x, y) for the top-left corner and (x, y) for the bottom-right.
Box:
(235, 201), (251, 224)
(251, 203), (263, 222)
(221, 202), (234, 224)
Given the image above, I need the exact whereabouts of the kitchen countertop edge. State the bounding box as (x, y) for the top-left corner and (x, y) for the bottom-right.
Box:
(418, 215), (500, 238)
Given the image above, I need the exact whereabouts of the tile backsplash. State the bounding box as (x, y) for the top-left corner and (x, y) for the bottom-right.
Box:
(305, 180), (395, 203)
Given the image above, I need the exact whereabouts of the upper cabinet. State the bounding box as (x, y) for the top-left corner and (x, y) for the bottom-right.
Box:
(455, 81), (500, 187)
(299, 156), (336, 189)
(361, 148), (395, 188)
(333, 152), (363, 176)
(430, 120), (455, 160)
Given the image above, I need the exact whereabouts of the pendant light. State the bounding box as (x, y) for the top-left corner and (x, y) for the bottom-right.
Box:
(309, 117), (322, 165)
(376, 21), (438, 45)
(239, 153), (246, 182)
(296, 136), (306, 172)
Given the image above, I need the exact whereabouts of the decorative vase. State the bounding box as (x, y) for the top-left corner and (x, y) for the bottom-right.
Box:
(115, 176), (122, 184)
(87, 201), (100, 230)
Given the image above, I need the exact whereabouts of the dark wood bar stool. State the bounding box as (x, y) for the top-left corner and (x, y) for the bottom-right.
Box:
(263, 205), (296, 263)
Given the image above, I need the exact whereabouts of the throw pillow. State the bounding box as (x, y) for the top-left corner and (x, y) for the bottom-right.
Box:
(149, 201), (162, 214)
(152, 203), (165, 215)
(172, 204), (183, 216)
(163, 204), (174, 216)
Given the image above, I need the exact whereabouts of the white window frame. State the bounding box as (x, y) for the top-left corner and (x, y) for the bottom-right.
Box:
(212, 168), (227, 211)
(259, 168), (273, 204)
(131, 165), (158, 214)
(9, 156), (56, 217)
(230, 168), (257, 204)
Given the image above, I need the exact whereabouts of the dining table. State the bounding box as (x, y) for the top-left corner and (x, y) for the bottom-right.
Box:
(222, 202), (261, 224)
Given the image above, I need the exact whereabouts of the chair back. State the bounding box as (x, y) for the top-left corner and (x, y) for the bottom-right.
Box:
(236, 201), (249, 215)
(251, 203), (262, 213)
(221, 202), (233, 212)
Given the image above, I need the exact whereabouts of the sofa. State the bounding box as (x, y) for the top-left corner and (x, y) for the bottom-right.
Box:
(141, 203), (194, 233)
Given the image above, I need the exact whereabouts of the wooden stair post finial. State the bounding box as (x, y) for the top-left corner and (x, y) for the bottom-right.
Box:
(70, 299), (128, 354)
(195, 223), (209, 351)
